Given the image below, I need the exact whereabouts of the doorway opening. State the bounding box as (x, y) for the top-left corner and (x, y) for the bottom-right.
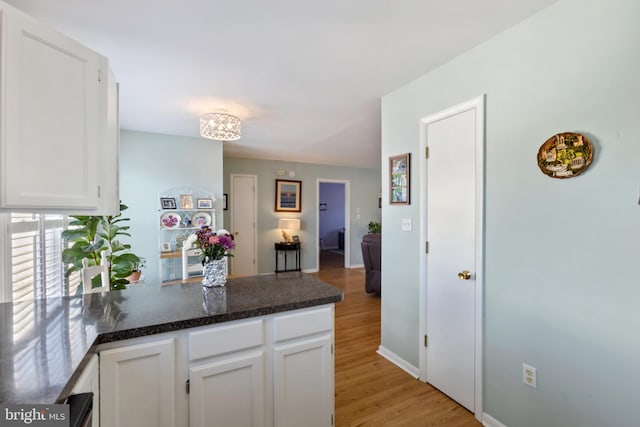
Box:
(316, 179), (350, 271)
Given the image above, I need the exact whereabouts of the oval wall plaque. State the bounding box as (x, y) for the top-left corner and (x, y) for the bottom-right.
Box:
(537, 132), (593, 179)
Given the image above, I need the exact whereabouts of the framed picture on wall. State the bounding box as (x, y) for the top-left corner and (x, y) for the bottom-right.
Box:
(275, 180), (302, 212)
(389, 153), (410, 205)
(319, 203), (327, 211)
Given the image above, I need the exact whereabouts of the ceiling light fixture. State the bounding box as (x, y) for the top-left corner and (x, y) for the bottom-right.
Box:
(200, 112), (241, 141)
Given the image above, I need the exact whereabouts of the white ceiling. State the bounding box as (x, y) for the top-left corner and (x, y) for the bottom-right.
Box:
(7, 0), (557, 168)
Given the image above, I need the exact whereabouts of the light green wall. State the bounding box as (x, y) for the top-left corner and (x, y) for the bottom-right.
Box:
(223, 157), (381, 274)
(119, 130), (224, 284)
(381, 0), (640, 425)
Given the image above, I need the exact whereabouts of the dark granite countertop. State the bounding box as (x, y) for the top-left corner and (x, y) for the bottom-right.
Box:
(0, 272), (342, 405)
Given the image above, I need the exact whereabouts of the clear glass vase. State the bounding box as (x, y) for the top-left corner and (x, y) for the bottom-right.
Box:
(202, 258), (227, 287)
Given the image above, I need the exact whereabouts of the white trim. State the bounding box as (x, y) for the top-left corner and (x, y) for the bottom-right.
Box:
(377, 345), (420, 378)
(348, 263), (364, 269)
(316, 179), (351, 270)
(0, 213), (10, 303)
(418, 95), (485, 421)
(230, 174), (258, 276)
(302, 268), (318, 273)
(482, 413), (508, 427)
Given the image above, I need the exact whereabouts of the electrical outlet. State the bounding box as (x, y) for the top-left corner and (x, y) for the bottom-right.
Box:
(522, 363), (537, 389)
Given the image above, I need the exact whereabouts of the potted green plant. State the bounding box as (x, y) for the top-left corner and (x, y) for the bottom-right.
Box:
(368, 221), (381, 234)
(126, 257), (146, 283)
(62, 203), (142, 291)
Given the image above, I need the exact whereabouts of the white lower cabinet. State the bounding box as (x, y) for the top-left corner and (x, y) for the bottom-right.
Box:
(189, 352), (265, 427)
(97, 305), (334, 427)
(273, 335), (333, 427)
(100, 339), (177, 427)
(70, 353), (100, 427)
(272, 306), (334, 427)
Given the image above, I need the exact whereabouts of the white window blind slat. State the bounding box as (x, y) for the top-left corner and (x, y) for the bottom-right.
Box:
(9, 213), (78, 302)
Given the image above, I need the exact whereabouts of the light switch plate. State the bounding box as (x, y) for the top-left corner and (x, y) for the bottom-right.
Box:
(402, 218), (412, 231)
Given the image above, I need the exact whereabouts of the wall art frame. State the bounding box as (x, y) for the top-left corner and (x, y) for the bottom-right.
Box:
(389, 153), (411, 205)
(275, 179), (302, 212)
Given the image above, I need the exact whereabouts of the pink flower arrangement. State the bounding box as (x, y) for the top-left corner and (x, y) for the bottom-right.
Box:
(185, 226), (235, 262)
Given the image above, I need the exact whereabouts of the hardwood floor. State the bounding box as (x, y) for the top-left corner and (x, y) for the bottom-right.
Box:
(312, 251), (480, 426)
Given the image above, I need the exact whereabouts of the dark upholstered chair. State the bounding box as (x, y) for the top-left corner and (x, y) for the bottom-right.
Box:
(361, 233), (381, 294)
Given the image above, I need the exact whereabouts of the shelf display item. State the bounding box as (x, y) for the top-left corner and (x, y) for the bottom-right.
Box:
(160, 212), (181, 229)
(191, 212), (212, 228)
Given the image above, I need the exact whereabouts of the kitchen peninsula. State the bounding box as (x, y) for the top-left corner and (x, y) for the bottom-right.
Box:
(0, 273), (342, 426)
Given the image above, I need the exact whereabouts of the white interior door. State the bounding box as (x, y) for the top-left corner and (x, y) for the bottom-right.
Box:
(421, 96), (484, 417)
(230, 174), (257, 276)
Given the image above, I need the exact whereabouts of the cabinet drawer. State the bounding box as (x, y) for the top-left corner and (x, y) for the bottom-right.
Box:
(273, 306), (333, 343)
(189, 319), (263, 361)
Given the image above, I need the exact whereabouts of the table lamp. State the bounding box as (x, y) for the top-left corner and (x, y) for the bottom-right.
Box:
(278, 218), (300, 243)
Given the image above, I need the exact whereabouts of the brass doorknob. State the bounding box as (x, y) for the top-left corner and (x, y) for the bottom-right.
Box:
(458, 270), (471, 280)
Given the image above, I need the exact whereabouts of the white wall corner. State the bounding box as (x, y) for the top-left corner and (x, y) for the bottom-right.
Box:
(377, 345), (419, 378)
(482, 413), (508, 427)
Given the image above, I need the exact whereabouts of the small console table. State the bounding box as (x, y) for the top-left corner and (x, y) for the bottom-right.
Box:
(274, 242), (301, 273)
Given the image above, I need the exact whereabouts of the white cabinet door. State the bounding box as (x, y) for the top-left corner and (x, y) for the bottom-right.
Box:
(189, 351), (265, 427)
(96, 63), (120, 215)
(273, 334), (333, 427)
(0, 2), (117, 213)
(70, 354), (100, 427)
(100, 339), (176, 427)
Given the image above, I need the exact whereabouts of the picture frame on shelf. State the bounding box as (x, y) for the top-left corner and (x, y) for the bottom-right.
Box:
(161, 242), (171, 252)
(223, 193), (228, 211)
(275, 179), (302, 212)
(180, 194), (194, 209)
(292, 235), (300, 244)
(389, 153), (410, 205)
(160, 197), (176, 209)
(197, 198), (213, 209)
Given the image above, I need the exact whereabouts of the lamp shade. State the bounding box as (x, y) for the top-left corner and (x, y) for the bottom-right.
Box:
(200, 112), (241, 141)
(278, 218), (300, 230)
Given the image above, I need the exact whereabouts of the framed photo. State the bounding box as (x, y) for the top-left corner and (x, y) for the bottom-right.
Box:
(180, 194), (194, 209)
(319, 203), (327, 211)
(292, 235), (300, 244)
(275, 179), (302, 212)
(160, 197), (176, 209)
(223, 193), (228, 211)
(389, 153), (411, 205)
(197, 198), (213, 209)
(161, 242), (171, 252)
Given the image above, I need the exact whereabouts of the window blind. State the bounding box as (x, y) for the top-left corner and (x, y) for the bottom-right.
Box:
(9, 213), (80, 302)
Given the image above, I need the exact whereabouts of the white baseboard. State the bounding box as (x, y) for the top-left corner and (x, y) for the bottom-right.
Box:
(482, 413), (507, 427)
(302, 268), (319, 273)
(376, 345), (419, 378)
(348, 263), (364, 269)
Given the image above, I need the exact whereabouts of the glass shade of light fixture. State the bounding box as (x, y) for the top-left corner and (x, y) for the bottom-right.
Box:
(278, 218), (300, 243)
(200, 112), (241, 141)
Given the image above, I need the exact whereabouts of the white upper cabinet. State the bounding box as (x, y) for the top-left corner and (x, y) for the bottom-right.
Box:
(0, 1), (119, 214)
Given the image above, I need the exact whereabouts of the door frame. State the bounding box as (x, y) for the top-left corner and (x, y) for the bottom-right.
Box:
(418, 95), (485, 421)
(315, 179), (350, 270)
(230, 173), (258, 276)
